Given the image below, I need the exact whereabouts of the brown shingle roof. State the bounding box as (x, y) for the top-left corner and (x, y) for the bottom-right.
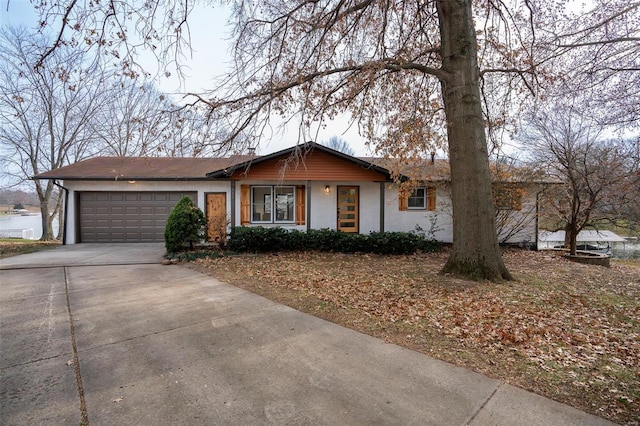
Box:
(358, 157), (451, 181)
(34, 156), (253, 180)
(31, 154), (478, 184)
(33, 149), (557, 185)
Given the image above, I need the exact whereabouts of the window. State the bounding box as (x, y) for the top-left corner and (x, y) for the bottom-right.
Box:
(251, 186), (295, 223)
(408, 187), (426, 209)
(274, 187), (295, 222)
(241, 185), (305, 225)
(251, 186), (272, 222)
(399, 185), (436, 211)
(494, 184), (523, 211)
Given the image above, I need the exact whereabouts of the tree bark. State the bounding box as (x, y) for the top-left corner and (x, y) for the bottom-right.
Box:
(57, 202), (65, 241)
(39, 203), (54, 241)
(35, 180), (55, 241)
(569, 229), (578, 255)
(436, 0), (512, 281)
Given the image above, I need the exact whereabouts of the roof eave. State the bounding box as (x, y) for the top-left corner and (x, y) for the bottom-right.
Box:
(32, 176), (215, 181)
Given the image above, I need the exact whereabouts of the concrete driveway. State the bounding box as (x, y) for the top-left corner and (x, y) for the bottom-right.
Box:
(0, 244), (614, 425)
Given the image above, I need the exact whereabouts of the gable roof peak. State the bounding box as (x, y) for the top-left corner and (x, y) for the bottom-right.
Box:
(205, 140), (393, 179)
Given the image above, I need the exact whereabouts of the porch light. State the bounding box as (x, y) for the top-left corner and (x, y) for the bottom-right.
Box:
(324, 185), (331, 194)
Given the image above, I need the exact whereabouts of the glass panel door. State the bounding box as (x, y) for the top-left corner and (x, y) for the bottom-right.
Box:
(337, 186), (359, 233)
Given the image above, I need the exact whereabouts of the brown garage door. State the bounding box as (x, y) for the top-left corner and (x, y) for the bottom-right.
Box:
(78, 191), (197, 243)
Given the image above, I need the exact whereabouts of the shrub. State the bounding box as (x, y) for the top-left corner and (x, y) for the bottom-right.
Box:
(164, 196), (207, 253)
(227, 226), (441, 255)
(420, 238), (442, 253)
(305, 229), (340, 251)
(367, 231), (424, 255)
(285, 229), (308, 251)
(228, 226), (288, 252)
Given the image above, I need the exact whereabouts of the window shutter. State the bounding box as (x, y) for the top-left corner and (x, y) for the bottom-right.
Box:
(240, 185), (250, 225)
(513, 190), (522, 211)
(296, 185), (306, 225)
(427, 186), (436, 211)
(399, 193), (408, 211)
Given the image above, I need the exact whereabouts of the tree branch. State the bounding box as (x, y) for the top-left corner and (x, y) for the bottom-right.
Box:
(35, 0), (78, 70)
(190, 58), (448, 111)
(558, 37), (640, 49)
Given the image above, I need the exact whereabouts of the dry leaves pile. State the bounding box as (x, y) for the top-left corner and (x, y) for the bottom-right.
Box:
(0, 240), (59, 258)
(190, 249), (639, 424)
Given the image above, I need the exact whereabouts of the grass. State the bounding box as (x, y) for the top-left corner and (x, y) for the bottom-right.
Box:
(0, 239), (60, 258)
(188, 248), (640, 424)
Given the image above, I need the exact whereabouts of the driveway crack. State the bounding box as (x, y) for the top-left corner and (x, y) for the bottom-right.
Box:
(465, 382), (501, 425)
(64, 267), (89, 426)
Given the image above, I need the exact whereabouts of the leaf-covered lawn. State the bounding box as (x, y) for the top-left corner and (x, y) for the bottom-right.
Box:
(189, 249), (640, 424)
(0, 240), (59, 258)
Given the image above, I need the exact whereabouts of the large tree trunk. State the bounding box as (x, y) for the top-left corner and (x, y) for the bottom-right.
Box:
(39, 203), (54, 241)
(565, 222), (579, 255)
(436, 0), (512, 281)
(57, 202), (65, 241)
(35, 180), (55, 241)
(564, 222), (573, 253)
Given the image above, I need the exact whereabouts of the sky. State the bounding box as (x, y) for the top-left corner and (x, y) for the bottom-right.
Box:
(0, 0), (371, 156)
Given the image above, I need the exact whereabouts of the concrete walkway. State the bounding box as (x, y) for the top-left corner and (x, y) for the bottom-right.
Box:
(0, 244), (614, 425)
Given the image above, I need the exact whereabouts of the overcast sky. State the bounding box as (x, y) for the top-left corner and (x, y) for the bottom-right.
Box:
(0, 0), (371, 156)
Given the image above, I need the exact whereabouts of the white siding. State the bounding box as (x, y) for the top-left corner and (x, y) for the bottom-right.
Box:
(357, 182), (382, 234)
(496, 194), (538, 246)
(383, 183), (539, 245)
(382, 184), (453, 242)
(309, 182), (336, 230)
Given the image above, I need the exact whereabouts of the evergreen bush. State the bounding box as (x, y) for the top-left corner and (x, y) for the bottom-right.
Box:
(164, 196), (207, 253)
(227, 226), (440, 255)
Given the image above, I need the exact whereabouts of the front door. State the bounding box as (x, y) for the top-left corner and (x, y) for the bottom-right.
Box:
(206, 193), (227, 242)
(337, 186), (359, 233)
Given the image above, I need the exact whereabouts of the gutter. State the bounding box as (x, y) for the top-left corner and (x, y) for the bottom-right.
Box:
(535, 188), (544, 251)
(52, 180), (69, 245)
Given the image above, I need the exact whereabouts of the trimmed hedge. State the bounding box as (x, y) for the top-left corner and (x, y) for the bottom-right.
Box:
(228, 226), (440, 255)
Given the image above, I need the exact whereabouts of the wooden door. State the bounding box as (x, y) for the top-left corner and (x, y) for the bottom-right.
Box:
(337, 186), (359, 233)
(206, 193), (227, 242)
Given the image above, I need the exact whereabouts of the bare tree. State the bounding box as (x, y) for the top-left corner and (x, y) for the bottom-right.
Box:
(522, 106), (638, 255)
(91, 80), (170, 157)
(533, 1), (640, 131)
(323, 136), (355, 156)
(0, 27), (109, 240)
(159, 106), (224, 157)
(90, 77), (225, 158)
(618, 137), (640, 232)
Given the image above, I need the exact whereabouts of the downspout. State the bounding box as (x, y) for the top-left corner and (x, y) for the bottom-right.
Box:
(306, 180), (311, 231)
(53, 180), (69, 245)
(535, 188), (543, 251)
(230, 181), (236, 229)
(379, 182), (385, 232)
